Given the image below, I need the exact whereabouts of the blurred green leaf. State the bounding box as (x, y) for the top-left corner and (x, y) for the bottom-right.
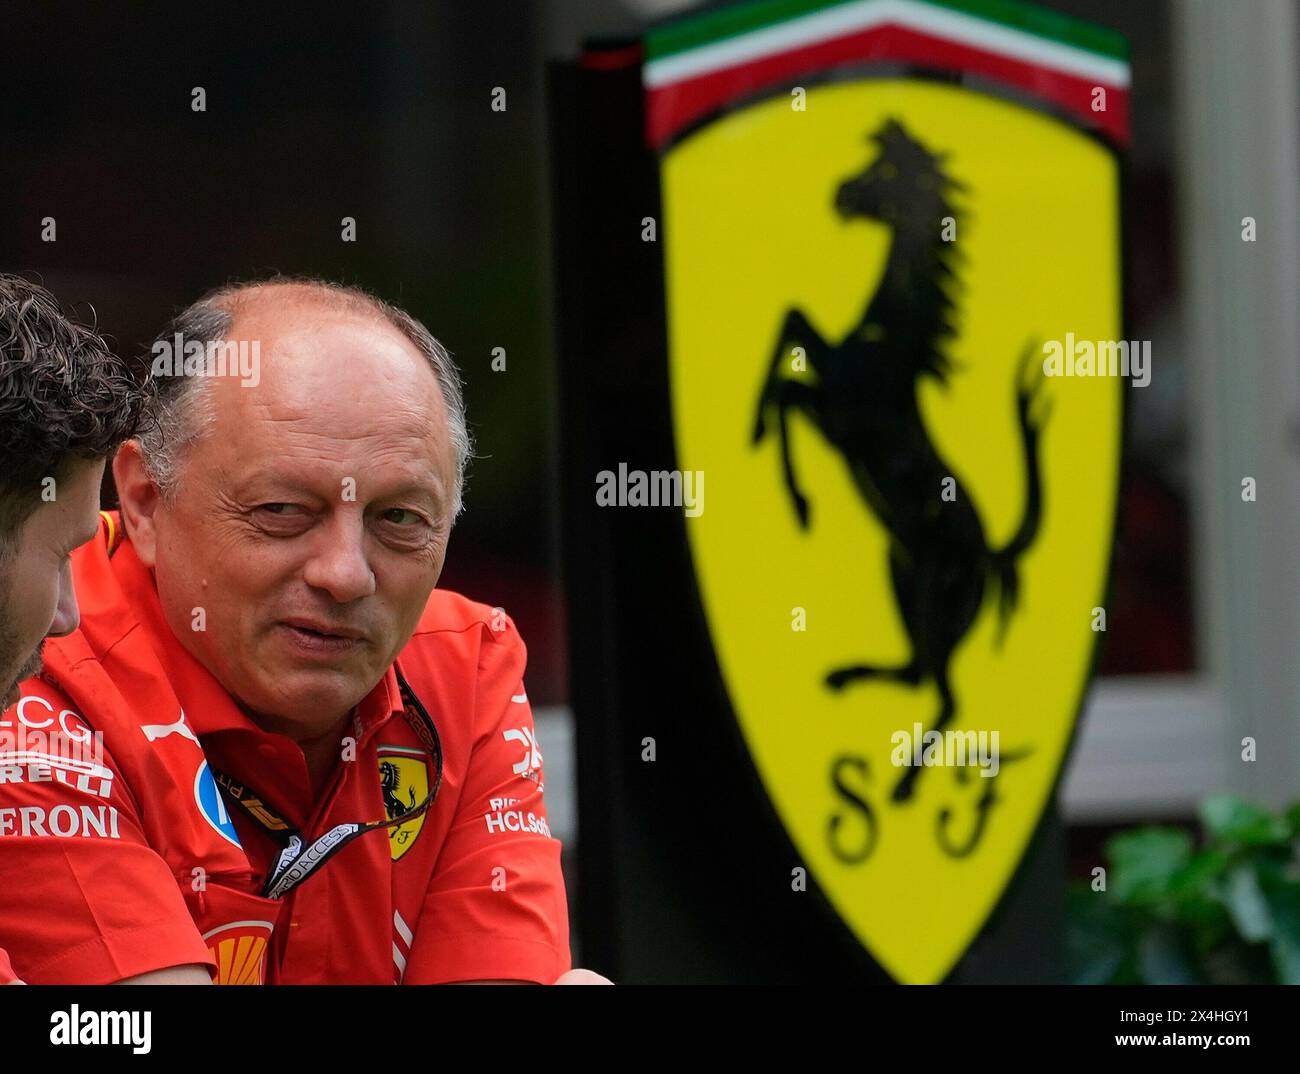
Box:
(1070, 800), (1300, 985)
(1179, 893), (1234, 953)
(1166, 846), (1230, 900)
(1270, 932), (1300, 984)
(1222, 864), (1273, 942)
(1106, 827), (1193, 906)
(1200, 796), (1290, 845)
(1262, 874), (1300, 984)
(1283, 801), (1300, 838)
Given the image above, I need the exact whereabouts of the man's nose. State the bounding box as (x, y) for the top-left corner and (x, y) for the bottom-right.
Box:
(46, 560), (82, 638)
(302, 520), (377, 603)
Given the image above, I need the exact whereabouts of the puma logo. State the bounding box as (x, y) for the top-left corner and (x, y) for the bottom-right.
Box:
(141, 710), (200, 746)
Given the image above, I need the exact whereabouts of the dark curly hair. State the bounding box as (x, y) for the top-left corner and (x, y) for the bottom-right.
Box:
(0, 275), (153, 544)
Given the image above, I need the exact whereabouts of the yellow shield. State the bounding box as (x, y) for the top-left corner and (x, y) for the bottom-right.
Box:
(661, 79), (1121, 983)
(378, 746), (430, 861)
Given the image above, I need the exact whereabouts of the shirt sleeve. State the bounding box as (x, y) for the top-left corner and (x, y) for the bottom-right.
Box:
(0, 947), (16, 984)
(0, 679), (216, 984)
(403, 615), (572, 984)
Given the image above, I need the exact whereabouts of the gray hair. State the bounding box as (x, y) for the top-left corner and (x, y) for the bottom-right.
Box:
(136, 277), (473, 520)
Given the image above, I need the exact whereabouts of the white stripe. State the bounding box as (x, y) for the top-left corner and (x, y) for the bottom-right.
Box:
(392, 942), (407, 976)
(380, 745), (425, 757)
(0, 751), (113, 778)
(201, 918), (277, 942)
(511, 693), (528, 703)
(393, 909), (413, 947)
(644, 0), (1128, 91)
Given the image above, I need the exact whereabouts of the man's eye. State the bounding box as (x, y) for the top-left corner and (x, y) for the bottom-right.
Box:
(381, 508), (424, 526)
(253, 503), (309, 524)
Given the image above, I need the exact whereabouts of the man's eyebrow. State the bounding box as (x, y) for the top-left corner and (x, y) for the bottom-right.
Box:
(229, 474), (327, 499)
(376, 482), (442, 503)
(232, 472), (444, 507)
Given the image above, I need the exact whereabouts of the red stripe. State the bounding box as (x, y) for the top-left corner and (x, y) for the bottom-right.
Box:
(582, 43), (643, 71)
(646, 23), (1128, 148)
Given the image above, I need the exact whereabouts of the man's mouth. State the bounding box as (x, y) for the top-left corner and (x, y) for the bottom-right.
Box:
(278, 619), (366, 656)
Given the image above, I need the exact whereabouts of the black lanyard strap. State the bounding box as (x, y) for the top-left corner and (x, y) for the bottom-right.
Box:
(212, 662), (444, 900)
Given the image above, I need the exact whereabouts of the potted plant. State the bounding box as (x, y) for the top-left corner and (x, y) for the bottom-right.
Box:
(1068, 795), (1300, 984)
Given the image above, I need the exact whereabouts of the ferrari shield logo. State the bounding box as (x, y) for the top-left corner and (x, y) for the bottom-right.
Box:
(655, 19), (1126, 981)
(378, 746), (429, 861)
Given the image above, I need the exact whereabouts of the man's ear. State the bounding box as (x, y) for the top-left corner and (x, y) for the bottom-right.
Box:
(112, 441), (162, 567)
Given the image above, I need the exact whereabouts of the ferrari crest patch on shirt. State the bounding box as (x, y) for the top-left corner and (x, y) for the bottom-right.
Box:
(378, 746), (429, 861)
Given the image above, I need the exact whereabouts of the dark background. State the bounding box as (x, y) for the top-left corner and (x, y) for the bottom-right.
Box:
(1, 1), (573, 698)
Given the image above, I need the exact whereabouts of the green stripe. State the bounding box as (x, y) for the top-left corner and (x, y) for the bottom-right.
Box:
(646, 0), (1127, 64)
(925, 0), (1126, 59)
(646, 0), (849, 61)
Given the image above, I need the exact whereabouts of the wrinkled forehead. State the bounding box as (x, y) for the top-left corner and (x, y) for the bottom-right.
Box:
(199, 304), (453, 505)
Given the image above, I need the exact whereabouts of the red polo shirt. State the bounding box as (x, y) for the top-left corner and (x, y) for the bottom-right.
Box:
(0, 513), (570, 984)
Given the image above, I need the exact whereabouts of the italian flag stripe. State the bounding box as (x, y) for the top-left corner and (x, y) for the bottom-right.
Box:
(643, 0), (1129, 148)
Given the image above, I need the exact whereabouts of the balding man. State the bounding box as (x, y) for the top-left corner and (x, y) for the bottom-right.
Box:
(0, 278), (583, 984)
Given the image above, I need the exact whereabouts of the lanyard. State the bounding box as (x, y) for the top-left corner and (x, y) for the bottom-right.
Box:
(211, 663), (443, 900)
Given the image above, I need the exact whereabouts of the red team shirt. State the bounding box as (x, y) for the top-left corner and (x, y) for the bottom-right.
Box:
(0, 513), (570, 984)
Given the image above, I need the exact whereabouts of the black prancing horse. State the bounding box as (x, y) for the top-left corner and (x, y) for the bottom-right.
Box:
(751, 118), (1048, 804)
(380, 759), (416, 819)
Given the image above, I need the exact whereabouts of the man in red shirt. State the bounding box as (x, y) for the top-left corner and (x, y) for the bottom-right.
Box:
(0, 278), (588, 984)
(0, 276), (152, 985)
